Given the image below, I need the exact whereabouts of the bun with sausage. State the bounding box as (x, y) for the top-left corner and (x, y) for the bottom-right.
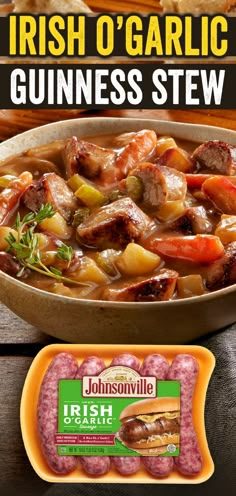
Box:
(118, 397), (180, 455)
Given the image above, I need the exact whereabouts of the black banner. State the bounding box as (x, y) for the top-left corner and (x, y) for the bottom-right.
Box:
(0, 64), (235, 109)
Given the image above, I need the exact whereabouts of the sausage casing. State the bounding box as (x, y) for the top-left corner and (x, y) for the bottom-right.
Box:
(37, 353), (78, 474)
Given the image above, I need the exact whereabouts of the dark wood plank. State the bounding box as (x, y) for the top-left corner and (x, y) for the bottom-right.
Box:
(0, 357), (39, 480)
(0, 304), (53, 344)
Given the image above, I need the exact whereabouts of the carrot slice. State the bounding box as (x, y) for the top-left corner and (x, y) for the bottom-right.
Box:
(187, 174), (236, 190)
(148, 235), (224, 263)
(0, 171), (33, 224)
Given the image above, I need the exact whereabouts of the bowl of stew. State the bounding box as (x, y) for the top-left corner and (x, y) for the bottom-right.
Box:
(1, 117), (236, 344)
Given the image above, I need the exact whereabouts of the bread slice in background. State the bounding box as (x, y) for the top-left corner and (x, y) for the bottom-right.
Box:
(160, 0), (235, 13)
(14, 0), (92, 13)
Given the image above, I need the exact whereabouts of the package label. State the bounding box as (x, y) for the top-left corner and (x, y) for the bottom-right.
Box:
(57, 366), (180, 456)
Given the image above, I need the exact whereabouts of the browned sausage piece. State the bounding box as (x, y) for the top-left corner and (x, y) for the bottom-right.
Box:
(0, 252), (20, 276)
(103, 269), (178, 302)
(63, 136), (116, 179)
(171, 206), (212, 235)
(77, 197), (151, 250)
(192, 140), (236, 175)
(206, 241), (236, 290)
(22, 173), (78, 222)
(127, 163), (186, 211)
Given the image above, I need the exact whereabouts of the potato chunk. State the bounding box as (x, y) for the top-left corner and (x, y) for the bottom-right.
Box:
(69, 257), (110, 285)
(177, 275), (205, 299)
(116, 243), (161, 276)
(0, 227), (17, 251)
(40, 212), (72, 240)
(215, 215), (236, 244)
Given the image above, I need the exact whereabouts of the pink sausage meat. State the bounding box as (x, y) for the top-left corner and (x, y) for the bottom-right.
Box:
(80, 456), (111, 476)
(77, 356), (111, 476)
(140, 354), (174, 478)
(167, 354), (202, 476)
(110, 353), (140, 371)
(37, 353), (78, 474)
(75, 355), (106, 378)
(111, 353), (141, 476)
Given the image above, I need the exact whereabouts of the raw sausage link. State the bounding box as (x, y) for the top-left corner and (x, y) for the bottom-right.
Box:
(75, 356), (106, 378)
(167, 354), (202, 476)
(143, 457), (174, 477)
(140, 354), (174, 478)
(112, 456), (141, 476)
(37, 353), (78, 474)
(78, 356), (110, 476)
(80, 456), (111, 476)
(110, 353), (140, 371)
(140, 353), (169, 379)
(111, 353), (141, 475)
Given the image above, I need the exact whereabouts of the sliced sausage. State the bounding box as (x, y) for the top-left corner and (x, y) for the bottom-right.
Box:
(63, 137), (115, 179)
(0, 252), (20, 276)
(192, 140), (236, 175)
(171, 206), (212, 235)
(103, 269), (178, 302)
(77, 356), (110, 476)
(77, 197), (151, 250)
(37, 353), (78, 474)
(22, 173), (78, 222)
(111, 353), (141, 476)
(206, 241), (236, 290)
(167, 354), (202, 476)
(126, 163), (187, 211)
(0, 171), (33, 225)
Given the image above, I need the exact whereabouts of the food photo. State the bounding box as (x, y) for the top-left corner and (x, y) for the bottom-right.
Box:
(0, 1), (236, 496)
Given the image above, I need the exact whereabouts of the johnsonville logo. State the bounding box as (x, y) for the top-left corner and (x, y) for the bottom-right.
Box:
(82, 366), (156, 398)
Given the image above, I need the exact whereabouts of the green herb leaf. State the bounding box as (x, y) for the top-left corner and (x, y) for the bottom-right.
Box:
(5, 204), (90, 287)
(57, 244), (73, 263)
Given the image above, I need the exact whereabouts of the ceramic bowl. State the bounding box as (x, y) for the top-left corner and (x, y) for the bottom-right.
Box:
(1, 117), (236, 343)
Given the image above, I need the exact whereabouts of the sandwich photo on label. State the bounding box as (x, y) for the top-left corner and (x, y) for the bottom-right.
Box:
(118, 397), (180, 455)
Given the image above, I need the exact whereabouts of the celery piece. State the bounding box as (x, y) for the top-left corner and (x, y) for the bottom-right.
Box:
(75, 184), (107, 208)
(95, 249), (121, 277)
(126, 176), (144, 202)
(67, 173), (87, 192)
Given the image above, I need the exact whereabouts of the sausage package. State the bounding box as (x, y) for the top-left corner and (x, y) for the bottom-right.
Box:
(20, 344), (215, 483)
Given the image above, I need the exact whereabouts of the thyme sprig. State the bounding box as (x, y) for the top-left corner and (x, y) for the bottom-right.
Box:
(5, 203), (89, 287)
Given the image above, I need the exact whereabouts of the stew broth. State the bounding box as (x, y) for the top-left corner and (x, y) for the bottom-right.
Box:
(0, 130), (235, 301)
